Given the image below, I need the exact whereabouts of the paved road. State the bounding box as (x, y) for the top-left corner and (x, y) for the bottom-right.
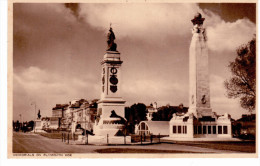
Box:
(13, 132), (241, 153)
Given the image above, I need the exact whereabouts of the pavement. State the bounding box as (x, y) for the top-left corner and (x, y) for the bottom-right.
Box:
(161, 136), (241, 142)
(13, 132), (244, 154)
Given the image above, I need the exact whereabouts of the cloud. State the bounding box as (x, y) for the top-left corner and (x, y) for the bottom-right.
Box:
(79, 3), (200, 42)
(13, 66), (99, 120)
(79, 4), (255, 52)
(205, 10), (255, 52)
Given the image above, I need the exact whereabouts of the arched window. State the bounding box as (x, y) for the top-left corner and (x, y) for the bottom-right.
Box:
(137, 122), (150, 135)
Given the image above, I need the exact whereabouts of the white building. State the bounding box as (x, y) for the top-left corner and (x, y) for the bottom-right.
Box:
(136, 121), (169, 136)
(146, 102), (158, 121)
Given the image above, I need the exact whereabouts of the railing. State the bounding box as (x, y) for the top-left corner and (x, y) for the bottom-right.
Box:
(61, 132), (164, 145)
(131, 133), (163, 144)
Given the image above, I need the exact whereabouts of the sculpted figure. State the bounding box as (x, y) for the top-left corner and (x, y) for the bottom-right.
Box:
(107, 27), (117, 51)
(37, 110), (41, 119)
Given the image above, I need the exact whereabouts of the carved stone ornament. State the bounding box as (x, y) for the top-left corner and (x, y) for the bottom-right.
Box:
(110, 67), (117, 74)
(191, 12), (205, 25)
(109, 75), (118, 85)
(102, 76), (105, 85)
(110, 85), (117, 93)
(201, 95), (207, 104)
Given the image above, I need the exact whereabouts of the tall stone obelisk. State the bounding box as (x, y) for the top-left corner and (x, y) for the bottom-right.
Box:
(169, 13), (232, 140)
(95, 27), (126, 136)
(188, 13), (212, 118)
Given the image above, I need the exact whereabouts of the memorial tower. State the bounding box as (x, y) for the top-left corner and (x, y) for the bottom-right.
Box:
(188, 13), (212, 118)
(95, 26), (126, 136)
(169, 13), (232, 140)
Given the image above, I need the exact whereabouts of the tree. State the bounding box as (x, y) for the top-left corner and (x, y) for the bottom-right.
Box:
(90, 99), (99, 108)
(131, 103), (147, 124)
(152, 104), (188, 121)
(224, 37), (256, 112)
(124, 103), (147, 133)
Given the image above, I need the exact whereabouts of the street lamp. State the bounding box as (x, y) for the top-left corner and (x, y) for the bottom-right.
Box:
(31, 101), (37, 133)
(19, 114), (22, 122)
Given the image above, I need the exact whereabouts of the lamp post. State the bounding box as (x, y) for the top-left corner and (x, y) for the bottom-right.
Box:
(31, 102), (36, 133)
(19, 114), (22, 131)
(85, 109), (87, 144)
(19, 114), (22, 122)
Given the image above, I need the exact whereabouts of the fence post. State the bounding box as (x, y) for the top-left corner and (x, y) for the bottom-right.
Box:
(86, 133), (88, 145)
(141, 134), (142, 145)
(144, 133), (146, 142)
(159, 133), (160, 143)
(107, 134), (109, 145)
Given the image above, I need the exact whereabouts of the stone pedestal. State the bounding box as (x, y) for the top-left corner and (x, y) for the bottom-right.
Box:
(94, 117), (125, 136)
(95, 51), (126, 137)
(34, 119), (43, 132)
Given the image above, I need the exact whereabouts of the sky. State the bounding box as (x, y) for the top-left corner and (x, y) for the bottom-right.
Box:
(13, 3), (256, 121)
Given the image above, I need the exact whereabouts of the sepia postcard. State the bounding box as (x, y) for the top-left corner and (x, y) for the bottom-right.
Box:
(8, 0), (258, 158)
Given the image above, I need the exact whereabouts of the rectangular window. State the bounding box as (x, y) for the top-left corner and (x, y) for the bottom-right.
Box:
(223, 126), (228, 134)
(183, 126), (187, 134)
(178, 126), (182, 134)
(218, 126), (222, 134)
(198, 125), (202, 134)
(194, 126), (197, 134)
(173, 126), (176, 134)
(213, 126), (216, 134)
(203, 126), (207, 134)
(208, 126), (211, 134)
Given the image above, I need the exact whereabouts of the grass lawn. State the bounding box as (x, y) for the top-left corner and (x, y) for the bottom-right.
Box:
(95, 148), (201, 153)
(177, 141), (256, 153)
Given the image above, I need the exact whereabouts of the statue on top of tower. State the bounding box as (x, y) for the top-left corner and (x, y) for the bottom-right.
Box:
(191, 12), (205, 25)
(191, 12), (207, 40)
(106, 25), (117, 52)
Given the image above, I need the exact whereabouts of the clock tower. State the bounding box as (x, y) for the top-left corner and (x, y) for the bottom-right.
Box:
(188, 13), (212, 118)
(96, 27), (126, 135)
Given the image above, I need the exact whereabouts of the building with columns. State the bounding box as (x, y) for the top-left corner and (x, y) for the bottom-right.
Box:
(169, 13), (232, 140)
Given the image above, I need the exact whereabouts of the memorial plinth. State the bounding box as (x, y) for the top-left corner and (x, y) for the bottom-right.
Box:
(34, 119), (46, 133)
